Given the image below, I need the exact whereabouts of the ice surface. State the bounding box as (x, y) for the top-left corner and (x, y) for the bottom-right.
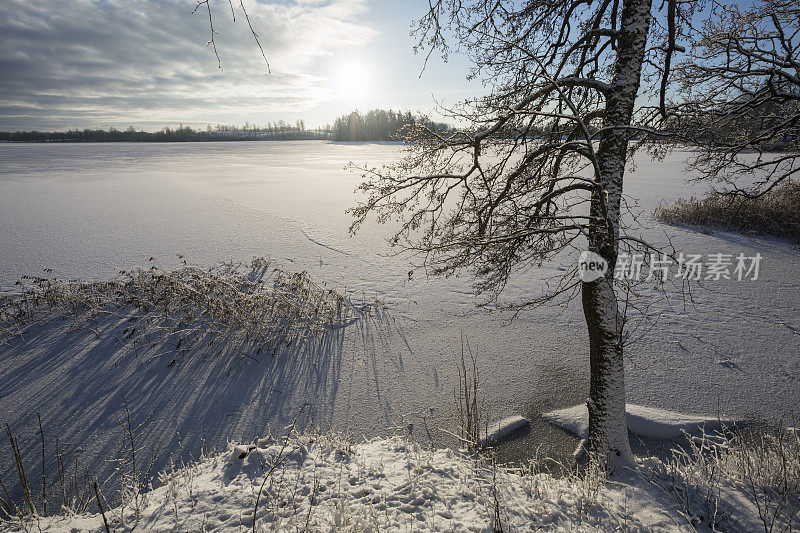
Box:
(1, 141), (798, 490)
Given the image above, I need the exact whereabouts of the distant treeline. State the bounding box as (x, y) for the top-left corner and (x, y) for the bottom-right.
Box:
(0, 112), (456, 143)
(0, 122), (330, 143)
(332, 109), (453, 141)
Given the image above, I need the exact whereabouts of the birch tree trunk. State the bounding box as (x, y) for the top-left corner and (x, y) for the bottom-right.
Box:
(583, 0), (652, 472)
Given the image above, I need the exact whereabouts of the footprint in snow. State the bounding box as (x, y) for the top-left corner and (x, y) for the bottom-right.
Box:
(716, 358), (743, 371)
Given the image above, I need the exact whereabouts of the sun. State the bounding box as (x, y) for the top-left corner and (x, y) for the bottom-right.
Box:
(332, 62), (371, 101)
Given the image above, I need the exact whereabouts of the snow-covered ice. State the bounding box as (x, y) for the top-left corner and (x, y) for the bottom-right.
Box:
(1, 141), (799, 505)
(543, 404), (735, 439)
(481, 415), (530, 446)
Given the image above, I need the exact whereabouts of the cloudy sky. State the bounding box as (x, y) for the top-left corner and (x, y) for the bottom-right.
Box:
(0, 0), (479, 131)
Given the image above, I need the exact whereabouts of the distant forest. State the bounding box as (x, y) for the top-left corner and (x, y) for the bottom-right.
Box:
(0, 110), (454, 143)
(332, 109), (452, 141)
(0, 121), (329, 143)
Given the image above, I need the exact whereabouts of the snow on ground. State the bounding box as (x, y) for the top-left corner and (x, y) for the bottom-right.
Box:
(0, 434), (767, 532)
(543, 404), (734, 440)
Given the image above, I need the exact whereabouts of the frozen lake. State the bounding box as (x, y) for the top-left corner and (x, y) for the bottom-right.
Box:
(1, 141), (799, 480)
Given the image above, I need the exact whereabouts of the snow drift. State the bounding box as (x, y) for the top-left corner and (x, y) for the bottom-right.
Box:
(1, 434), (776, 532)
(543, 403), (735, 439)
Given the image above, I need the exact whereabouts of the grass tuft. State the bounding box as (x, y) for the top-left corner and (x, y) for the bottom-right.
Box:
(642, 421), (800, 531)
(654, 181), (800, 244)
(0, 257), (377, 355)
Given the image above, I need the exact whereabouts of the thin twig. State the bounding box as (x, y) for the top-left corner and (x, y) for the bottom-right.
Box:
(93, 480), (110, 533)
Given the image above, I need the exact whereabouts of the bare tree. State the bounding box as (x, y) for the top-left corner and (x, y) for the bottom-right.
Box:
(349, 0), (700, 472)
(672, 0), (800, 198)
(194, 0), (271, 73)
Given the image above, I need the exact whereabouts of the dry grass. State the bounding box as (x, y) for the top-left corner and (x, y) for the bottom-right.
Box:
(0, 257), (377, 354)
(0, 259), (378, 520)
(2, 421), (97, 520)
(7, 421), (797, 531)
(643, 422), (800, 532)
(654, 181), (800, 244)
(454, 336), (487, 453)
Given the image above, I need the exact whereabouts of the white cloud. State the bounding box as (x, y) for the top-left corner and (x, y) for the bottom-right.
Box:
(0, 0), (377, 130)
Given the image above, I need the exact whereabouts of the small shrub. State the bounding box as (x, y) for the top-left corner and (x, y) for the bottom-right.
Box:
(654, 181), (800, 243)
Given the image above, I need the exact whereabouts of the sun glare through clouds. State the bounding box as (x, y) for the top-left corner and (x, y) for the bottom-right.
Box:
(333, 61), (371, 102)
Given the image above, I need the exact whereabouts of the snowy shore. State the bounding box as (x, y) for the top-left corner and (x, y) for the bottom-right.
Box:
(2, 432), (781, 532)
